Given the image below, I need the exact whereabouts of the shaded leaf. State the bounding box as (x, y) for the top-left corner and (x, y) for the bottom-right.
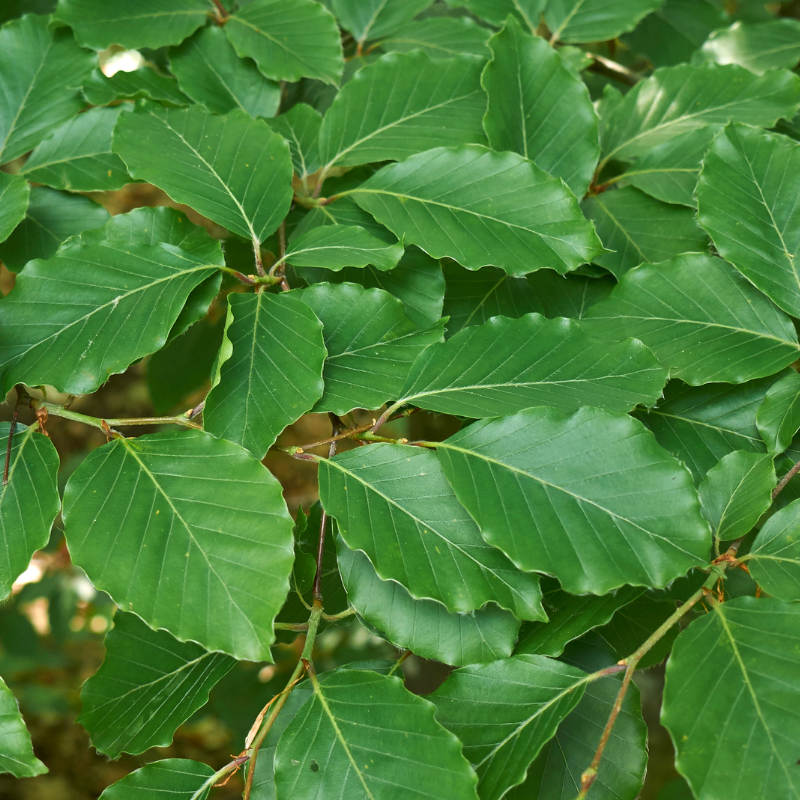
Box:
(450, 0), (544, 30)
(204, 291), (326, 458)
(332, 0), (434, 43)
(0, 423), (59, 601)
(398, 314), (667, 418)
(0, 172), (29, 244)
(63, 431), (294, 661)
(337, 535), (520, 666)
(79, 612), (235, 758)
(169, 25), (281, 118)
(582, 187), (708, 279)
(377, 17), (492, 60)
(757, 370), (800, 453)
(482, 16), (598, 196)
(0, 675), (46, 778)
(265, 103), (322, 181)
(544, 0), (662, 44)
(747, 499), (800, 602)
(82, 66), (190, 107)
(350, 145), (603, 275)
(525, 270), (614, 319)
(699, 19), (800, 75)
(225, 0), (343, 86)
(318, 52), (487, 170)
(284, 224), (403, 271)
(98, 759), (214, 800)
(319, 444), (546, 619)
(581, 253), (799, 384)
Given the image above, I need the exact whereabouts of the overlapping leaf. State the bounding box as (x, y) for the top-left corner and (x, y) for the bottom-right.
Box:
(545, 0), (662, 44)
(350, 145), (602, 275)
(98, 759), (215, 800)
(452, 0), (544, 30)
(318, 444), (546, 619)
(525, 269), (614, 319)
(747, 500), (800, 602)
(757, 370), (800, 453)
(0, 172), (29, 244)
(82, 66), (190, 107)
(699, 19), (800, 75)
(377, 17), (492, 59)
(332, 0), (434, 44)
(79, 612), (235, 758)
(62, 430), (294, 661)
(0, 675), (47, 778)
(265, 103), (322, 183)
(284, 225), (403, 271)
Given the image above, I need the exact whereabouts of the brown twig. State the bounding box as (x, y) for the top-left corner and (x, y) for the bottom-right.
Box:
(283, 408), (417, 452)
(210, 0), (228, 23)
(772, 456), (800, 500)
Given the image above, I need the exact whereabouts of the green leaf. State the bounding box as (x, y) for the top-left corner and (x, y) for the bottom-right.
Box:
(274, 669), (479, 800)
(515, 587), (642, 657)
(297, 283), (444, 415)
(0, 241), (220, 396)
(318, 52), (487, 171)
(82, 66), (190, 107)
(581, 253), (800, 384)
(0, 675), (46, 778)
(54, 0), (211, 50)
(482, 16), (599, 196)
(0, 172), (29, 244)
(332, 0), (434, 43)
(636, 376), (783, 482)
(544, 0), (662, 44)
(63, 430), (294, 661)
(285, 225), (403, 271)
(349, 145), (603, 275)
(699, 19), (800, 75)
(450, 0), (545, 30)
(98, 759), (214, 800)
(436, 407), (710, 594)
(114, 104), (293, 245)
(699, 451), (776, 546)
(582, 187), (708, 279)
(398, 314), (667, 418)
(0, 187), (109, 273)
(265, 103), (322, 181)
(169, 25), (281, 118)
(747, 499), (800, 602)
(225, 0), (343, 86)
(79, 611), (234, 758)
(0, 14), (93, 165)
(662, 597), (800, 800)
(757, 370), (800, 453)
(203, 291), (326, 458)
(0, 423), (59, 601)
(525, 270), (614, 319)
(319, 444), (545, 619)
(377, 17), (492, 60)
(443, 262), (542, 336)
(600, 63), (800, 167)
(697, 123), (800, 318)
(337, 535), (521, 665)
(428, 654), (589, 800)
(19, 106), (131, 192)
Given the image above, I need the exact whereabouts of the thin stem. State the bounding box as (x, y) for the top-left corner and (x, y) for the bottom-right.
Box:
(586, 53), (641, 86)
(209, 0), (228, 24)
(274, 622), (309, 631)
(38, 402), (203, 432)
(3, 402), (20, 486)
(219, 266), (279, 286)
(253, 238), (266, 277)
(371, 401), (405, 433)
(322, 607), (356, 621)
(389, 650), (412, 676)
(204, 754), (249, 792)
(773, 456), (800, 500)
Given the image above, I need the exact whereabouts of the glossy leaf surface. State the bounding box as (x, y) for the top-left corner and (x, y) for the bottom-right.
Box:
(700, 19), (800, 75)
(757, 370), (800, 454)
(285, 225), (403, 271)
(98, 759), (214, 800)
(0, 675), (46, 778)
(748, 500), (800, 602)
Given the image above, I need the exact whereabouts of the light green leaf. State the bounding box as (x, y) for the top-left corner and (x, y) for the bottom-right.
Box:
(319, 444), (545, 619)
(0, 187), (109, 273)
(0, 14), (93, 165)
(0, 423), (59, 601)
(583, 187), (708, 279)
(114, 104), (293, 245)
(225, 0), (343, 86)
(0, 172), (29, 244)
(525, 270), (614, 319)
(699, 19), (800, 75)
(54, 0), (210, 50)
(544, 0), (662, 44)
(581, 253), (800, 384)
(350, 145), (603, 275)
(377, 17), (492, 60)
(0, 675), (46, 778)
(203, 291), (326, 458)
(169, 25), (281, 118)
(437, 407), (710, 594)
(699, 451), (776, 547)
(318, 52), (487, 171)
(398, 313), (667, 418)
(697, 123), (800, 317)
(332, 0), (434, 43)
(482, 16), (599, 196)
(82, 66), (190, 107)
(747, 499), (800, 602)
(443, 262), (542, 336)
(79, 611), (235, 758)
(337, 536), (521, 666)
(662, 597), (800, 800)
(265, 103), (322, 180)
(285, 224), (403, 271)
(451, 0), (544, 30)
(63, 430), (294, 661)
(274, 669), (479, 800)
(515, 587), (642, 657)
(297, 282), (445, 415)
(428, 654), (589, 800)
(757, 370), (800, 453)
(19, 106), (131, 192)
(98, 759), (215, 800)
(600, 63), (800, 167)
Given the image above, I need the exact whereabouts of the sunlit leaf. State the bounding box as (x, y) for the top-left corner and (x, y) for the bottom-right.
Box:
(377, 17), (492, 60)
(699, 19), (800, 75)
(82, 66), (190, 107)
(98, 759), (215, 800)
